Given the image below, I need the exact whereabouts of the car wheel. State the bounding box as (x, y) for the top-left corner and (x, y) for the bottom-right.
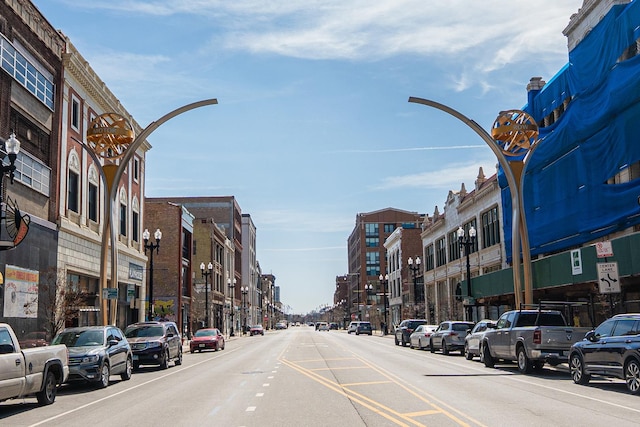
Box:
(624, 358), (640, 394)
(570, 353), (590, 385)
(401, 337), (407, 347)
(36, 371), (57, 405)
(221, 340), (225, 350)
(215, 342), (219, 352)
(175, 349), (182, 366)
(97, 363), (110, 389)
(464, 343), (473, 360)
(482, 343), (495, 368)
(394, 336), (399, 345)
(160, 350), (169, 370)
(442, 340), (449, 355)
(190, 349), (195, 354)
(121, 357), (133, 381)
(429, 339), (435, 353)
(517, 346), (532, 374)
(409, 341), (414, 349)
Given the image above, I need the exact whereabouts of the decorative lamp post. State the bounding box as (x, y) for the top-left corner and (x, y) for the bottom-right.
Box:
(227, 278), (236, 336)
(143, 228), (162, 321)
(0, 132), (22, 248)
(457, 225), (477, 321)
(241, 286), (249, 335)
(200, 262), (213, 328)
(379, 274), (389, 335)
(365, 283), (374, 321)
(407, 256), (421, 318)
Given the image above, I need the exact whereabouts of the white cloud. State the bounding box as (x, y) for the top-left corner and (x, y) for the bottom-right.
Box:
(373, 162), (495, 191)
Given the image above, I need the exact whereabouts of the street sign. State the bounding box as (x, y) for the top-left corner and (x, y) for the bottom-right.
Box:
(595, 241), (613, 258)
(597, 262), (620, 294)
(102, 288), (118, 300)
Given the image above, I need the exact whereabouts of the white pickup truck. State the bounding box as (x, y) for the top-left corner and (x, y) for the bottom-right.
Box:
(0, 323), (69, 405)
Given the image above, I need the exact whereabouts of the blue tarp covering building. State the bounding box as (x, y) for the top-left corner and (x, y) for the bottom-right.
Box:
(500, 1), (640, 260)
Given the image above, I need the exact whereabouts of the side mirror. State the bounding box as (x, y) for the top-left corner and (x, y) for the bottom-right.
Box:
(108, 339), (119, 347)
(584, 330), (597, 342)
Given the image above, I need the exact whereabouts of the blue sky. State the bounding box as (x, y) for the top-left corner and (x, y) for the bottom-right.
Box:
(33, 0), (583, 314)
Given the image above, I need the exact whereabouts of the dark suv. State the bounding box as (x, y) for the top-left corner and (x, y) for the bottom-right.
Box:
(124, 321), (182, 370)
(395, 319), (427, 347)
(569, 313), (640, 394)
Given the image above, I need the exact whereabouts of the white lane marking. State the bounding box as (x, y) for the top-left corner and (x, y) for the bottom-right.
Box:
(263, 383), (270, 387)
(256, 393), (264, 397)
(28, 347), (242, 427)
(246, 406), (256, 412)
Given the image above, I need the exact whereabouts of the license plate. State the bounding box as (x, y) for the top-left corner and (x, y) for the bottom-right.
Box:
(199, 344), (205, 348)
(133, 355), (138, 360)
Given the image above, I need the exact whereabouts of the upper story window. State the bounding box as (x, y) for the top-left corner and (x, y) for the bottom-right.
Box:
(67, 151), (80, 213)
(448, 230), (461, 262)
(365, 223), (378, 237)
(365, 237), (379, 247)
(435, 237), (446, 267)
(88, 166), (99, 222)
(424, 244), (435, 271)
(119, 187), (127, 237)
(133, 158), (140, 182)
(481, 207), (500, 249)
(383, 223), (396, 233)
(71, 96), (80, 131)
(0, 34), (54, 110)
(131, 196), (140, 243)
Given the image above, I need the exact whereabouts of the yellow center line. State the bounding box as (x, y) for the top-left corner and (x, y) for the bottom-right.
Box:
(342, 380), (394, 387)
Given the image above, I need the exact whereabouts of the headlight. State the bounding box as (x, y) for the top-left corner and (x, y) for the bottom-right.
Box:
(81, 355), (100, 364)
(147, 341), (162, 348)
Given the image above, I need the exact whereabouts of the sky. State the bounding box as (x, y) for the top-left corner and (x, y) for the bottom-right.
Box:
(32, 0), (584, 315)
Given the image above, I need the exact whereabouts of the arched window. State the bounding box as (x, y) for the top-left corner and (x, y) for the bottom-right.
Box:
(67, 151), (80, 213)
(119, 187), (128, 237)
(88, 165), (99, 222)
(131, 196), (140, 243)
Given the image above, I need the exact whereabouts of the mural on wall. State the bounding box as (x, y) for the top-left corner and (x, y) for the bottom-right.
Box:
(3, 265), (39, 318)
(154, 297), (176, 321)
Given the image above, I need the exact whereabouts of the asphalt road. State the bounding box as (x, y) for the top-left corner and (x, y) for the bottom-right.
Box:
(2, 327), (639, 426)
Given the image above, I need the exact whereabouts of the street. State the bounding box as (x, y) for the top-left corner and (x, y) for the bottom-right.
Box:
(2, 326), (639, 427)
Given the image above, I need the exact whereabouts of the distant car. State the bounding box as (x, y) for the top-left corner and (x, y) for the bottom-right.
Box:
(430, 321), (475, 355)
(347, 321), (361, 334)
(190, 328), (225, 353)
(395, 319), (428, 346)
(356, 322), (372, 336)
(275, 322), (287, 330)
(124, 321), (182, 370)
(464, 320), (495, 360)
(569, 313), (640, 394)
(250, 325), (265, 336)
(19, 331), (49, 348)
(329, 322), (339, 330)
(409, 324), (438, 350)
(52, 325), (132, 388)
(317, 322), (330, 331)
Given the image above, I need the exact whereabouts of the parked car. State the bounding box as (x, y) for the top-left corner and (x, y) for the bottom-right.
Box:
(569, 313), (640, 394)
(356, 322), (372, 335)
(317, 322), (330, 331)
(464, 320), (495, 360)
(395, 319), (427, 346)
(52, 325), (132, 389)
(481, 307), (592, 373)
(329, 322), (339, 330)
(347, 321), (361, 334)
(124, 321), (182, 370)
(275, 322), (288, 330)
(190, 328), (225, 353)
(0, 323), (68, 405)
(250, 325), (265, 336)
(429, 321), (475, 355)
(409, 324), (438, 350)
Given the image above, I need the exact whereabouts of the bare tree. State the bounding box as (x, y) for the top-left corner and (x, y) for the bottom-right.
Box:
(39, 269), (89, 339)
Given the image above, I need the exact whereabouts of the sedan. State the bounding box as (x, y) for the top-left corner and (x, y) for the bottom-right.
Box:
(52, 326), (132, 388)
(569, 313), (640, 394)
(430, 321), (475, 355)
(464, 320), (495, 360)
(409, 324), (438, 350)
(249, 325), (265, 336)
(190, 328), (225, 353)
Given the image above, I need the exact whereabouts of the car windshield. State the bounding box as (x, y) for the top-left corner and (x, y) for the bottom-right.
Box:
(125, 326), (164, 338)
(53, 330), (104, 347)
(194, 329), (217, 337)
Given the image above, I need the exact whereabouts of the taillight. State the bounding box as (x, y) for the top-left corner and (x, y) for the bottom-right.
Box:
(450, 332), (458, 337)
(407, 329), (414, 334)
(533, 328), (541, 344)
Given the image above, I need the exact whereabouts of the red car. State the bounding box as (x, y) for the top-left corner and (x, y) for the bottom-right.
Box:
(249, 325), (264, 336)
(190, 328), (225, 353)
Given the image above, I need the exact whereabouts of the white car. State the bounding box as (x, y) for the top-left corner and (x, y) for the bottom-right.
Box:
(317, 322), (330, 331)
(464, 320), (495, 360)
(409, 324), (438, 349)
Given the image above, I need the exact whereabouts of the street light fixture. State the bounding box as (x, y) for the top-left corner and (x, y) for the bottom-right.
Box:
(408, 256), (422, 318)
(227, 278), (236, 336)
(0, 132), (21, 246)
(457, 225), (477, 321)
(143, 228), (162, 321)
(241, 286), (249, 335)
(200, 262), (213, 328)
(379, 274), (389, 335)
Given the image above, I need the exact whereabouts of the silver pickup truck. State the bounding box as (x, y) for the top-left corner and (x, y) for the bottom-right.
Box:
(0, 323), (69, 405)
(481, 310), (592, 374)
